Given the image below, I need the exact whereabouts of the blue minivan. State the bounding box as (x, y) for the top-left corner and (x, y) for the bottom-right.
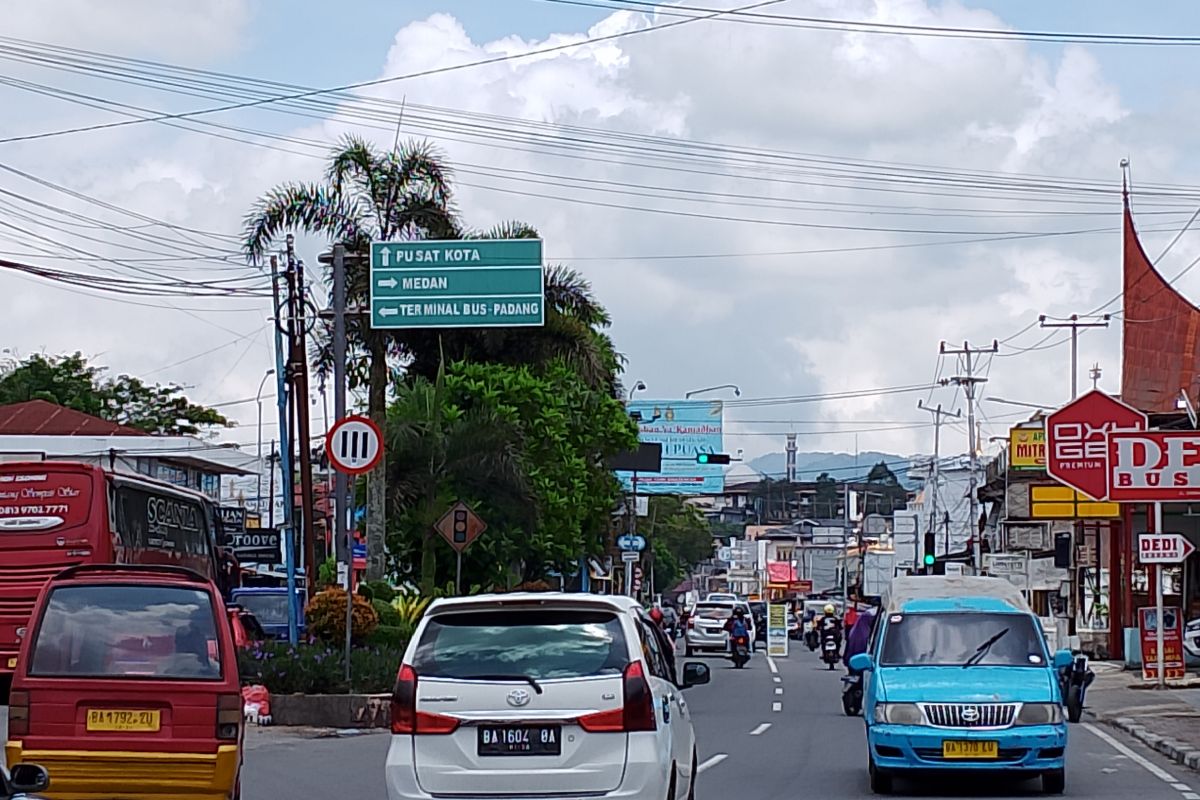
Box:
(850, 575), (1072, 795)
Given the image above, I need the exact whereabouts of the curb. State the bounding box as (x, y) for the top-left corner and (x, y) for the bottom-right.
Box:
(1090, 713), (1200, 773)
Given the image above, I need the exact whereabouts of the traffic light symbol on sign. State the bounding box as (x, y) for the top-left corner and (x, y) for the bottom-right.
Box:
(453, 509), (468, 544)
(434, 501), (488, 553)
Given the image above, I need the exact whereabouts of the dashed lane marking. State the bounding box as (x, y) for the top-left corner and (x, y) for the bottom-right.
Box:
(775, 687), (783, 695)
(749, 723), (771, 736)
(697, 754), (728, 773)
(766, 656), (779, 674)
(772, 701), (782, 712)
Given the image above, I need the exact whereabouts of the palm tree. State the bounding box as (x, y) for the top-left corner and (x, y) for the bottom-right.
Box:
(243, 134), (458, 581)
(386, 373), (532, 591)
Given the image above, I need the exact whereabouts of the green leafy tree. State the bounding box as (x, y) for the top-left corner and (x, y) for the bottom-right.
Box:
(0, 352), (227, 435)
(642, 496), (714, 592)
(443, 360), (637, 584)
(814, 472), (840, 518)
(863, 461), (908, 515)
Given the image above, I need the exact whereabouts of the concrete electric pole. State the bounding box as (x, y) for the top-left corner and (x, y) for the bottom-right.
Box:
(1038, 314), (1111, 399)
(941, 340), (999, 572)
(917, 400), (962, 563)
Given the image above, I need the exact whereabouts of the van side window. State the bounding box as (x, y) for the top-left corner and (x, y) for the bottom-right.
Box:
(637, 620), (670, 680)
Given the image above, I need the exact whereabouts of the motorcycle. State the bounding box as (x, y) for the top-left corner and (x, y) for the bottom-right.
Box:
(821, 636), (840, 670)
(841, 672), (863, 716)
(730, 634), (751, 669)
(1058, 653), (1094, 723)
(804, 625), (819, 651)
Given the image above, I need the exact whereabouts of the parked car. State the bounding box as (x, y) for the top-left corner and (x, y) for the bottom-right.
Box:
(2, 764), (50, 800)
(6, 564), (244, 800)
(704, 592), (738, 603)
(228, 586), (306, 639)
(685, 600), (757, 656)
(383, 592), (711, 800)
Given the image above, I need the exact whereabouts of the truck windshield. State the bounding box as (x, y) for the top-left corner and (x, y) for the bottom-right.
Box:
(234, 592), (291, 625)
(879, 612), (1047, 667)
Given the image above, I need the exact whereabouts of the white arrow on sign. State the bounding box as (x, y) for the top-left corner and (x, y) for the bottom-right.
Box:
(326, 415), (384, 476)
(378, 277), (398, 289)
(378, 307), (399, 317)
(1138, 533), (1196, 564)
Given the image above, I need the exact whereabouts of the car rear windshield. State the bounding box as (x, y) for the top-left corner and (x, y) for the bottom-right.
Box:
(29, 584), (223, 680)
(879, 611), (1048, 667)
(234, 593), (289, 625)
(412, 609), (628, 681)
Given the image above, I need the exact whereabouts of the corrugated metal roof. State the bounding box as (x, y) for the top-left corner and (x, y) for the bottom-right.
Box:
(0, 400), (149, 436)
(1121, 201), (1200, 413)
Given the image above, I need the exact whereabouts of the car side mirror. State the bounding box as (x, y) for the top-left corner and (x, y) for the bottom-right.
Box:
(849, 653), (874, 672)
(681, 662), (711, 689)
(1052, 649), (1074, 670)
(9, 763), (50, 794)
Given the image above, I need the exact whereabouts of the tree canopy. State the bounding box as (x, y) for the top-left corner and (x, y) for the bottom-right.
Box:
(0, 352), (228, 435)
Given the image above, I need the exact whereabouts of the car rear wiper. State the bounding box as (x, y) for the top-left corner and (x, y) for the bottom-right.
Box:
(963, 628), (1010, 668)
(456, 673), (544, 694)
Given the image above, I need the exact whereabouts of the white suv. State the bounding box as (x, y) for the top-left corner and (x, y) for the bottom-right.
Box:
(384, 593), (712, 800)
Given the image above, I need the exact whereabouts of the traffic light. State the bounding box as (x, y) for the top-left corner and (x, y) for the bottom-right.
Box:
(453, 508), (468, 544)
(922, 531), (936, 571)
(697, 453), (731, 464)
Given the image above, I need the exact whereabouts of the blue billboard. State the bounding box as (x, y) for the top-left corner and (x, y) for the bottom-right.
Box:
(617, 399), (725, 495)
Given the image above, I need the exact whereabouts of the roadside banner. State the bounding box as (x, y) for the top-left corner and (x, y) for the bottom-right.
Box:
(767, 603), (789, 657)
(1138, 606), (1185, 681)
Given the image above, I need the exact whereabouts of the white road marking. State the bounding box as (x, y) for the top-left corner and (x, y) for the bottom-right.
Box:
(1174, 785), (1191, 791)
(775, 687), (784, 695)
(1182, 793), (1199, 800)
(749, 723), (771, 736)
(766, 656), (779, 674)
(1082, 723), (1184, 785)
(773, 676), (782, 683)
(772, 701), (782, 712)
(697, 754), (728, 773)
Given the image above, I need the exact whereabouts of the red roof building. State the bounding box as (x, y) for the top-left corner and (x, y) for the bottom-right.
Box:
(0, 399), (148, 437)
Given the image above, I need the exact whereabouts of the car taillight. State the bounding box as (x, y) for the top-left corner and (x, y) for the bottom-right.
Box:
(217, 693), (241, 740)
(577, 662), (657, 733)
(390, 665), (460, 735)
(9, 689), (29, 737)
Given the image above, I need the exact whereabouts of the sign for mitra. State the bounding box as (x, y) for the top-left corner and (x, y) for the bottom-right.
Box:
(1045, 390), (1147, 500)
(1137, 533), (1197, 564)
(1009, 427), (1045, 470)
(1109, 430), (1200, 501)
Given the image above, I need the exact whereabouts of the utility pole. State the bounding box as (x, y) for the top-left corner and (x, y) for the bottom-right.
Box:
(941, 340), (999, 572)
(917, 400), (962, 562)
(271, 257), (298, 645)
(1090, 363), (1102, 390)
(287, 235), (318, 596)
(1038, 314), (1111, 399)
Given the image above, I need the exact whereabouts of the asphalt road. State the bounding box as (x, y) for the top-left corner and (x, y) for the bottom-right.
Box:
(4, 649), (1197, 798)
(237, 645), (1200, 799)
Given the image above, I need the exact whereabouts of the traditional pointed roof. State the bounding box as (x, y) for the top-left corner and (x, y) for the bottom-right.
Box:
(0, 399), (149, 436)
(1120, 193), (1200, 413)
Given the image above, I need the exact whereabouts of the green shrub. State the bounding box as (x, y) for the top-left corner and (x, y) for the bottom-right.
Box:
(357, 584), (374, 602)
(373, 598), (401, 627)
(363, 580), (396, 603)
(368, 623), (413, 650)
(237, 639), (403, 694)
(305, 587), (379, 644)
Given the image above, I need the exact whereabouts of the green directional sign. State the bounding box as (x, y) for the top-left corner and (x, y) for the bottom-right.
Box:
(369, 239), (544, 329)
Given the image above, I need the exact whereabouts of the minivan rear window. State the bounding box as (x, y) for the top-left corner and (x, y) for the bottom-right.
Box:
(412, 609), (628, 681)
(29, 584), (223, 680)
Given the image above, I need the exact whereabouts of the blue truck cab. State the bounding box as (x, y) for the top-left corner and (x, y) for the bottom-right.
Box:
(850, 575), (1073, 795)
(229, 586), (306, 639)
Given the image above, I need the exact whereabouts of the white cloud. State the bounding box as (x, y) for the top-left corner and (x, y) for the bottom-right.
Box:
(1, 0), (1189, 464)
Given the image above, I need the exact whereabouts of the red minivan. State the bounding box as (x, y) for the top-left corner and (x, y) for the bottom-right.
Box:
(5, 564), (243, 800)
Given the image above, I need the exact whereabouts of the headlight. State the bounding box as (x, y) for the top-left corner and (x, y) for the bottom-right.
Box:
(1016, 703), (1063, 726)
(873, 703), (924, 725)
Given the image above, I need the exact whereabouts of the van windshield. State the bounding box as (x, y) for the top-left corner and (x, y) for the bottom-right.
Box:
(879, 612), (1047, 667)
(29, 584), (223, 680)
(234, 592), (290, 625)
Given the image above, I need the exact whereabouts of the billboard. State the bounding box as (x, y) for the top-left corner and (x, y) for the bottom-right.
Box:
(616, 399), (724, 494)
(1009, 427), (1045, 470)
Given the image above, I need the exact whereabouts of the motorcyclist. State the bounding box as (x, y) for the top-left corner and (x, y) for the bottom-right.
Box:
(648, 606), (677, 660)
(724, 607), (752, 654)
(843, 607), (876, 668)
(818, 603), (843, 648)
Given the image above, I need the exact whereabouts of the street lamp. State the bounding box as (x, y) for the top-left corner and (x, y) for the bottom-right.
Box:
(628, 380), (647, 400)
(256, 368), (276, 515)
(685, 383), (741, 399)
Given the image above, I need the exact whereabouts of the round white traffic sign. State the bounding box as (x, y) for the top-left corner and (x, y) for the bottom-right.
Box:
(326, 415), (384, 475)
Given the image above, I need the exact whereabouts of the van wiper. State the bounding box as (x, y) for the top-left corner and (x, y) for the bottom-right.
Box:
(457, 673), (544, 694)
(963, 628), (1010, 668)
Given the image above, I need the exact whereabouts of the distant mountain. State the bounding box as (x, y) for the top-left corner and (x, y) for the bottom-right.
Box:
(744, 451), (924, 489)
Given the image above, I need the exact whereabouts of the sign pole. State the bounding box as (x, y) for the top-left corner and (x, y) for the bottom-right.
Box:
(456, 550), (463, 596)
(332, 244), (354, 683)
(1153, 502), (1165, 689)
